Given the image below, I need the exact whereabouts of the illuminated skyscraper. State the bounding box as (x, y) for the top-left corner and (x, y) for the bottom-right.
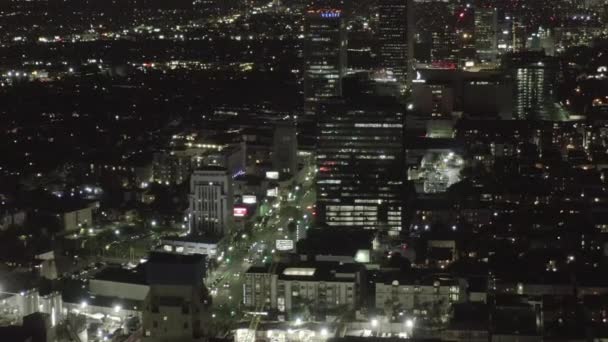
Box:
(514, 66), (554, 120)
(303, 8), (347, 103)
(508, 53), (557, 120)
(475, 6), (498, 61)
(316, 97), (405, 233)
(378, 0), (414, 88)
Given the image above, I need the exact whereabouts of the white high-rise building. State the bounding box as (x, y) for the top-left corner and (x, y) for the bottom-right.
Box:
(188, 167), (233, 237)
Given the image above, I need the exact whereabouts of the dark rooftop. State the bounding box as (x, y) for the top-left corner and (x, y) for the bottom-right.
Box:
(147, 251), (206, 265)
(93, 265), (147, 285)
(297, 228), (374, 257)
(161, 234), (221, 244)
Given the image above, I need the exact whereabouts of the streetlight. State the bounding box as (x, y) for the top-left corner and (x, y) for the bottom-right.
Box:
(371, 319), (378, 328)
(113, 305), (121, 313)
(405, 319), (414, 329)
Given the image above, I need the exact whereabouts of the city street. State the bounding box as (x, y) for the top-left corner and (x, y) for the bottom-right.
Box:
(207, 168), (316, 321)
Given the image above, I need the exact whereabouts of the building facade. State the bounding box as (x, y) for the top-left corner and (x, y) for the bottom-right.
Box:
(243, 262), (363, 314)
(378, 0), (413, 88)
(475, 7), (498, 62)
(272, 122), (298, 178)
(142, 253), (208, 341)
(188, 167), (234, 237)
(316, 97), (405, 233)
(303, 7), (347, 103)
(375, 273), (465, 316)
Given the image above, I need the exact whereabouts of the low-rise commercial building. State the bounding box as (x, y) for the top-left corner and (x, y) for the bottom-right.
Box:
(243, 261), (365, 315)
(375, 271), (466, 317)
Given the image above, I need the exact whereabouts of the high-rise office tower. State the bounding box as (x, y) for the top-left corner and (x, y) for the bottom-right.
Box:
(497, 14), (526, 54)
(316, 97), (405, 234)
(378, 0), (415, 89)
(475, 6), (498, 62)
(303, 6), (347, 103)
(454, 3), (476, 63)
(188, 167), (234, 237)
(413, 0), (458, 65)
(272, 121), (298, 178)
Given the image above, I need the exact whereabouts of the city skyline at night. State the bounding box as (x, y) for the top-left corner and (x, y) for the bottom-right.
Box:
(1, 0), (608, 341)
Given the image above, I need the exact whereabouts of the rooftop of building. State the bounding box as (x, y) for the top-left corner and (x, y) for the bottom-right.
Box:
(161, 234), (221, 244)
(296, 228), (374, 257)
(147, 251), (206, 265)
(404, 137), (464, 151)
(492, 306), (539, 336)
(192, 165), (228, 172)
(233, 173), (265, 185)
(13, 189), (95, 213)
(246, 261), (363, 282)
(64, 293), (143, 312)
(447, 302), (489, 331)
(92, 265), (147, 285)
(374, 270), (459, 287)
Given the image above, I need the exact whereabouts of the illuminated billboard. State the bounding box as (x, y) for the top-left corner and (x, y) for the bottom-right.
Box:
(242, 195), (257, 204)
(266, 171), (279, 180)
(234, 207), (248, 217)
(276, 239), (294, 251)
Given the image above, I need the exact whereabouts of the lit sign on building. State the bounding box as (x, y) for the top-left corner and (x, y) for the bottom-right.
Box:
(234, 207), (248, 217)
(242, 195), (257, 204)
(276, 239), (294, 251)
(320, 11), (341, 18)
(266, 171), (279, 180)
(267, 188), (279, 197)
